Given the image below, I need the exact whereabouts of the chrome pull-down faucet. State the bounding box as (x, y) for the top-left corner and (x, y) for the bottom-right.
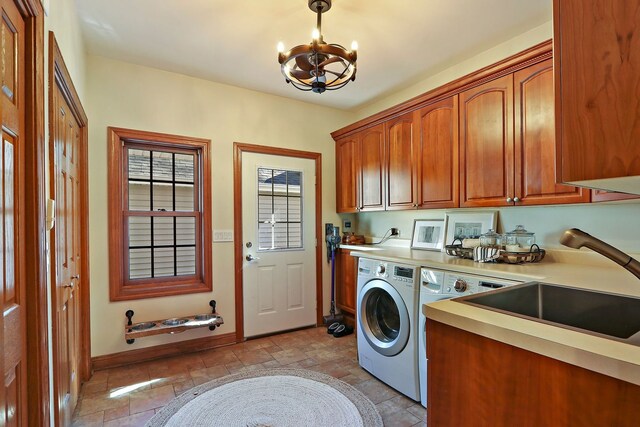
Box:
(560, 228), (640, 281)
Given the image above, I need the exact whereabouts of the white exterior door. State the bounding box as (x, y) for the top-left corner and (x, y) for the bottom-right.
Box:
(242, 152), (316, 338)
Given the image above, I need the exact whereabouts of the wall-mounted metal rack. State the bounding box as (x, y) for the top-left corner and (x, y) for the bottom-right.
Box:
(125, 300), (223, 344)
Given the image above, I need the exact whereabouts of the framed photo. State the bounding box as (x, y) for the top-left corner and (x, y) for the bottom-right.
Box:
(444, 211), (497, 246)
(411, 219), (445, 251)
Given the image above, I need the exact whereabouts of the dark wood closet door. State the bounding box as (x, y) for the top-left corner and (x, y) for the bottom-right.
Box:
(0, 0), (27, 424)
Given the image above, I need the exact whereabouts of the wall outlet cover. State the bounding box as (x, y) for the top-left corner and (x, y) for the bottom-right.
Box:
(213, 229), (234, 242)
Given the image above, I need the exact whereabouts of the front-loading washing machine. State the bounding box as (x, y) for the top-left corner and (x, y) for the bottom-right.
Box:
(357, 257), (420, 401)
(418, 268), (523, 407)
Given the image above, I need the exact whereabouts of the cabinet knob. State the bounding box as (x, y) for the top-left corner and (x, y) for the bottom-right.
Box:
(506, 197), (513, 203)
(513, 197), (521, 203)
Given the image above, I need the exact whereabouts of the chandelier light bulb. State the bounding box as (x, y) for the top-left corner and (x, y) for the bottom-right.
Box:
(311, 28), (320, 40)
(351, 41), (358, 51)
(277, 42), (285, 53)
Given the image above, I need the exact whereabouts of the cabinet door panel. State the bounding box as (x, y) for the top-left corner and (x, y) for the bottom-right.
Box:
(417, 96), (459, 209)
(460, 75), (514, 207)
(555, 0), (640, 183)
(359, 125), (385, 211)
(386, 112), (416, 209)
(514, 59), (589, 205)
(335, 250), (356, 315)
(335, 136), (359, 213)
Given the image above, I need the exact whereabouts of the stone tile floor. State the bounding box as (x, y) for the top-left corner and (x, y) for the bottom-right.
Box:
(72, 326), (427, 426)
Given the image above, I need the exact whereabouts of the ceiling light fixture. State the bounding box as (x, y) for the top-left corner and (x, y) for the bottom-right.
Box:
(277, 0), (357, 94)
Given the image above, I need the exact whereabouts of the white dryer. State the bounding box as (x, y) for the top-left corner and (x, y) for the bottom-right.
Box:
(418, 268), (523, 407)
(357, 258), (420, 401)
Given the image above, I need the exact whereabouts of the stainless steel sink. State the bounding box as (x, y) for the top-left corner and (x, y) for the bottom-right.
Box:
(457, 282), (640, 344)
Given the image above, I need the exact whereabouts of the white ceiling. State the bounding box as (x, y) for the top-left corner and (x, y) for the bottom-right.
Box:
(76, 0), (551, 111)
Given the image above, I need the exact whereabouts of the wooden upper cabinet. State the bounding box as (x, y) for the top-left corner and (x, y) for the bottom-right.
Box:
(554, 0), (640, 187)
(335, 135), (359, 213)
(514, 59), (590, 205)
(460, 74), (514, 207)
(415, 95), (459, 209)
(335, 126), (385, 213)
(359, 125), (386, 211)
(386, 111), (418, 210)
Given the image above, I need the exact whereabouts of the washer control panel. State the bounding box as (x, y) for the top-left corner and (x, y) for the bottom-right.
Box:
(358, 258), (417, 287)
(421, 268), (523, 296)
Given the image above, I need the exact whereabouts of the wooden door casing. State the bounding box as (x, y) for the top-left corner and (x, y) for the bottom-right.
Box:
(415, 96), (459, 209)
(233, 142), (324, 342)
(335, 136), (359, 213)
(386, 111), (417, 210)
(358, 125), (385, 211)
(460, 74), (514, 207)
(0, 0), (27, 425)
(514, 59), (589, 205)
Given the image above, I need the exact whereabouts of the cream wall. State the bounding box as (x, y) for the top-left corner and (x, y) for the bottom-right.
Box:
(354, 21), (552, 120)
(353, 201), (640, 254)
(45, 0), (86, 99)
(86, 55), (354, 357)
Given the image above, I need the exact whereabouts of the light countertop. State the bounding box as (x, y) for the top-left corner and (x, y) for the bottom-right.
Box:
(345, 244), (640, 386)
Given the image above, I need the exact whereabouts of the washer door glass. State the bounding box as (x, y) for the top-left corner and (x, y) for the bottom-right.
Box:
(358, 279), (410, 357)
(366, 289), (400, 342)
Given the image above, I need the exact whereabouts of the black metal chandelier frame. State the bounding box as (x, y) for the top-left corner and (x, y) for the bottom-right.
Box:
(277, 0), (357, 94)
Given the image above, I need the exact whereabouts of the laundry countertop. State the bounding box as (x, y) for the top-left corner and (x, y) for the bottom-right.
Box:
(346, 245), (640, 386)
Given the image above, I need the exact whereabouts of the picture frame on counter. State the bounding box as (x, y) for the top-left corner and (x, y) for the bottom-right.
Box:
(444, 211), (497, 247)
(411, 219), (446, 251)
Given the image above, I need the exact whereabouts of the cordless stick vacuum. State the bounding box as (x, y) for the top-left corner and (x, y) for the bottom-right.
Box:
(323, 224), (344, 325)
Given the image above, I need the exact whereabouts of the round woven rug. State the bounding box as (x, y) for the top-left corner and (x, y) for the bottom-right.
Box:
(145, 368), (382, 427)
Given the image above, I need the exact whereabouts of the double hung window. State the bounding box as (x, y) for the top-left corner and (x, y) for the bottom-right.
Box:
(108, 127), (212, 300)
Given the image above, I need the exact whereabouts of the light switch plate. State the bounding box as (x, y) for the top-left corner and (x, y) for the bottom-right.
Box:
(213, 229), (234, 242)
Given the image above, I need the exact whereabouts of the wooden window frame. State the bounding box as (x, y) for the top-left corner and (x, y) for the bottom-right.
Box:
(108, 127), (212, 301)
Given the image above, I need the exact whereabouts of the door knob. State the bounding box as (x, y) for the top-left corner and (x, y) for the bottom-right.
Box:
(513, 197), (521, 203)
(245, 254), (260, 262)
(506, 197), (513, 203)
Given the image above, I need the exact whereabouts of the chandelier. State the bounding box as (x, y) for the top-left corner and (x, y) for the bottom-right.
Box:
(277, 0), (357, 94)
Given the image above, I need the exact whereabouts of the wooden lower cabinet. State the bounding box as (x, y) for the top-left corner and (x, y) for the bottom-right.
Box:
(335, 249), (357, 327)
(427, 319), (640, 427)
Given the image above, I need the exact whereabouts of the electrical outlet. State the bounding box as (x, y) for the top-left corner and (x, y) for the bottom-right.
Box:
(390, 227), (399, 236)
(213, 230), (234, 242)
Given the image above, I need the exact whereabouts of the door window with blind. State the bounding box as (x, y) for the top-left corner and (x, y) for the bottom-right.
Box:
(257, 168), (303, 251)
(108, 127), (212, 301)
